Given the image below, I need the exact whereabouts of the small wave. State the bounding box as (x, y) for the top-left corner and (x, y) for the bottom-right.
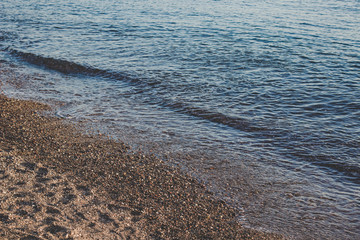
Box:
(303, 153), (360, 183)
(8, 48), (108, 75)
(7, 48), (132, 81)
(318, 162), (360, 183)
(163, 101), (268, 132)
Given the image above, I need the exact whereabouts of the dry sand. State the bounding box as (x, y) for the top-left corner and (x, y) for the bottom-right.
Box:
(0, 69), (284, 239)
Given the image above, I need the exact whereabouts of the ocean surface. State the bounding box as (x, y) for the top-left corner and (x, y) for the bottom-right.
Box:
(1, 0), (359, 239)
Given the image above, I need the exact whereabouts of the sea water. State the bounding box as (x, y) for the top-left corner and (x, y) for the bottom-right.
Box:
(0, 0), (359, 239)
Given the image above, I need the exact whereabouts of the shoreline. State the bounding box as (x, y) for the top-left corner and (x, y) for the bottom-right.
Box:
(0, 93), (284, 240)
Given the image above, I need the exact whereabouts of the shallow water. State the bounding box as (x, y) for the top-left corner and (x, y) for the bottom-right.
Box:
(1, 0), (359, 239)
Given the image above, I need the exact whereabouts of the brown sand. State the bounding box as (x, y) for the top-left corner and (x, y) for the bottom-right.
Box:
(0, 78), (284, 239)
(0, 150), (146, 240)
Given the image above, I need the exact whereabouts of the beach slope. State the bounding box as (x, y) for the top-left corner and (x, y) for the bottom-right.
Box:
(0, 94), (283, 239)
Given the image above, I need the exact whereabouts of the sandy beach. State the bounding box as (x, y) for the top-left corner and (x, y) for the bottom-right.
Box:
(0, 71), (284, 239)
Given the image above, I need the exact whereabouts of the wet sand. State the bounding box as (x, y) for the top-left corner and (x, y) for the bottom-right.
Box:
(0, 77), (284, 239)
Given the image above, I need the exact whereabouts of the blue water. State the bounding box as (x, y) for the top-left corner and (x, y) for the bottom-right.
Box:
(1, 0), (359, 239)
